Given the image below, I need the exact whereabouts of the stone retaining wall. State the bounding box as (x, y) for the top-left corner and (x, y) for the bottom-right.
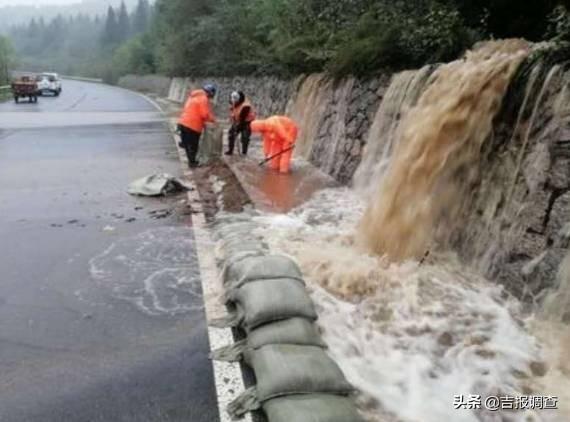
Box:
(118, 74), (172, 97)
(165, 76), (293, 119)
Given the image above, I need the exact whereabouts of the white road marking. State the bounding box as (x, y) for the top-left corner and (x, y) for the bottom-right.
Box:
(0, 112), (163, 129)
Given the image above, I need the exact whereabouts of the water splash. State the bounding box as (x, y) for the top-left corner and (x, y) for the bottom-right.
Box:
(541, 251), (570, 323)
(250, 189), (556, 422)
(529, 252), (570, 419)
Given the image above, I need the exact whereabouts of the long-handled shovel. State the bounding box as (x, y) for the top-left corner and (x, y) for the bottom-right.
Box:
(258, 145), (296, 167)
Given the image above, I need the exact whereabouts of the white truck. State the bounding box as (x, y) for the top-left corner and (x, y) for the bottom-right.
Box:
(36, 73), (62, 96)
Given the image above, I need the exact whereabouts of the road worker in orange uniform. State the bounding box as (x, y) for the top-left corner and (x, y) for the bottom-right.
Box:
(251, 116), (298, 173)
(177, 84), (217, 168)
(226, 91), (256, 156)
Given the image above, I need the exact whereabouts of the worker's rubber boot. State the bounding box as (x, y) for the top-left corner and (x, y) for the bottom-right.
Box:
(241, 139), (250, 155)
(226, 133), (236, 156)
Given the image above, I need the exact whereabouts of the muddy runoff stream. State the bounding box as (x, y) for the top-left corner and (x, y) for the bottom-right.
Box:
(223, 40), (570, 421)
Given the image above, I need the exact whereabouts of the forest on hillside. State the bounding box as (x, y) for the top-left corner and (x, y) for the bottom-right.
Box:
(0, 0), (141, 31)
(4, 0), (570, 83)
(7, 0), (152, 81)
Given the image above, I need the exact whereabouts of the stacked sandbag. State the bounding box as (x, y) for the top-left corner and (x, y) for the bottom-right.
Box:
(211, 215), (365, 422)
(263, 394), (365, 422)
(212, 215), (268, 266)
(197, 123), (223, 164)
(211, 318), (327, 362)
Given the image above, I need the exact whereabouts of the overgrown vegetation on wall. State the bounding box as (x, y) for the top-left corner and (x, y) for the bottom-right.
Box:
(5, 0), (570, 81)
(147, 0), (570, 77)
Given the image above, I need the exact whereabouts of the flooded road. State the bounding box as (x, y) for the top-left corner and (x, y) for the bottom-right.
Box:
(0, 80), (218, 421)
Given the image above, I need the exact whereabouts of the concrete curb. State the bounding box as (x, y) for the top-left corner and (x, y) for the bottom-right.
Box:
(212, 223), (364, 422)
(136, 90), (253, 422)
(172, 130), (254, 422)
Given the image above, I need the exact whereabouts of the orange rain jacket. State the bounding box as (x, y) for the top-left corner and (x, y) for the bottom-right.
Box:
(230, 100), (256, 125)
(178, 89), (216, 133)
(251, 116), (298, 173)
(251, 116), (298, 152)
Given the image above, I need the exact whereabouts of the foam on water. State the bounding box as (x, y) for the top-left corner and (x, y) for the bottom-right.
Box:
(251, 189), (566, 422)
(210, 175), (227, 211)
(530, 320), (570, 421)
(89, 227), (202, 316)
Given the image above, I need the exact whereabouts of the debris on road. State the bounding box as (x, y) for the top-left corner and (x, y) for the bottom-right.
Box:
(148, 209), (173, 219)
(192, 159), (251, 221)
(127, 173), (193, 197)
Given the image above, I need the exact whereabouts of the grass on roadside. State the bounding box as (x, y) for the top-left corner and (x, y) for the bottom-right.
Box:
(0, 86), (11, 103)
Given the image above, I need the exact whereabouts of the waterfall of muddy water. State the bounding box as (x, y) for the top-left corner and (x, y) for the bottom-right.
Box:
(358, 40), (531, 261)
(354, 66), (434, 192)
(460, 62), (543, 276)
(248, 189), (569, 422)
(285, 74), (332, 159)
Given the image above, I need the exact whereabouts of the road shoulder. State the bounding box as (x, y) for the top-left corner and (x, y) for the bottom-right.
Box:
(144, 94), (254, 422)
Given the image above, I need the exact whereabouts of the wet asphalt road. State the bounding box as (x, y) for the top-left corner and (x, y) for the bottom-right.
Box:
(0, 81), (218, 422)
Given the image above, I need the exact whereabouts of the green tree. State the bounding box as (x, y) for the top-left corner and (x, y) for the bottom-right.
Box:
(146, 0), (478, 76)
(152, 0), (217, 75)
(455, 0), (559, 40)
(117, 1), (130, 43)
(101, 6), (120, 48)
(132, 0), (150, 35)
(545, 5), (570, 41)
(6, 0), (570, 83)
(112, 34), (155, 76)
(28, 18), (39, 37)
(0, 36), (15, 85)
(9, 12), (104, 77)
